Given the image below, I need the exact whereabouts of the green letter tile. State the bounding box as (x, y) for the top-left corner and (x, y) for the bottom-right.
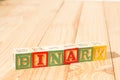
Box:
(16, 53), (32, 69)
(79, 47), (93, 62)
(48, 50), (63, 66)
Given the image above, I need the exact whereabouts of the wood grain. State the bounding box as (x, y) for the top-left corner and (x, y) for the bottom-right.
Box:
(37, 1), (82, 80)
(0, 0), (64, 79)
(0, 1), (120, 80)
(0, 0), (82, 80)
(104, 2), (120, 80)
(67, 2), (114, 80)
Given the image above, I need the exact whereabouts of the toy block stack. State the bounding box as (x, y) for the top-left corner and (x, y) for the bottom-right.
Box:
(14, 42), (107, 70)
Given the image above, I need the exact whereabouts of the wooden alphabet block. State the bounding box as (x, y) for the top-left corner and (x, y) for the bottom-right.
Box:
(64, 45), (78, 64)
(32, 47), (48, 68)
(79, 47), (93, 62)
(14, 48), (32, 70)
(48, 50), (63, 66)
(91, 42), (107, 61)
(47, 46), (64, 66)
(77, 43), (93, 62)
(32, 52), (48, 68)
(92, 46), (107, 61)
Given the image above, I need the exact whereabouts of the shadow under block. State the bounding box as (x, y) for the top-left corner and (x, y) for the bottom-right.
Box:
(16, 53), (32, 70)
(64, 48), (78, 64)
(79, 47), (93, 62)
(32, 51), (48, 68)
(48, 50), (63, 66)
(92, 46), (107, 61)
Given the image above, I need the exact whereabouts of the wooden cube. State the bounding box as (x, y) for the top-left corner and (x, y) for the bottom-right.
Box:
(92, 46), (107, 61)
(79, 47), (93, 62)
(48, 46), (64, 66)
(14, 48), (32, 70)
(32, 52), (48, 68)
(91, 42), (107, 61)
(64, 44), (78, 64)
(77, 43), (93, 62)
(32, 47), (48, 68)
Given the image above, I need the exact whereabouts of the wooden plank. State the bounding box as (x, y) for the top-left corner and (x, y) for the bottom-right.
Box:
(39, 1), (82, 46)
(104, 2), (120, 80)
(0, 0), (25, 17)
(0, 0), (64, 79)
(67, 2), (114, 80)
(35, 1), (83, 80)
(0, 0), (64, 44)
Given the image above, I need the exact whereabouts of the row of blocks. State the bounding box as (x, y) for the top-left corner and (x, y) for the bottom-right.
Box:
(14, 43), (107, 70)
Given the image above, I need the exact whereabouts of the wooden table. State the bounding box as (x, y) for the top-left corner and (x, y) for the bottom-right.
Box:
(0, 0), (120, 80)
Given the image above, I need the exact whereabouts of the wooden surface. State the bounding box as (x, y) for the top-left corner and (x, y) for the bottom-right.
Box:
(0, 0), (120, 80)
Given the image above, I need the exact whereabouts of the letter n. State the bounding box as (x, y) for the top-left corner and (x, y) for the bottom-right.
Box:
(48, 50), (63, 66)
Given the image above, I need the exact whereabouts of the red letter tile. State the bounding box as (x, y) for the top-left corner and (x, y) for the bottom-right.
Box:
(64, 48), (78, 64)
(32, 52), (48, 68)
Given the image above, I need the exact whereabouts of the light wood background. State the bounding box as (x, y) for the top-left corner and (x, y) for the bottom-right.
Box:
(0, 0), (120, 80)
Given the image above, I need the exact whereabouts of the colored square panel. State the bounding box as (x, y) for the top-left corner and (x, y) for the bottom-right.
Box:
(92, 46), (107, 61)
(32, 51), (48, 68)
(64, 48), (78, 64)
(16, 53), (32, 70)
(48, 50), (63, 66)
(79, 47), (93, 62)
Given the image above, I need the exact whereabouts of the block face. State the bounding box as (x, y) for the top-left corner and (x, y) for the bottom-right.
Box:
(32, 52), (48, 68)
(48, 50), (63, 66)
(92, 46), (107, 61)
(64, 48), (78, 64)
(79, 47), (93, 62)
(16, 53), (32, 70)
